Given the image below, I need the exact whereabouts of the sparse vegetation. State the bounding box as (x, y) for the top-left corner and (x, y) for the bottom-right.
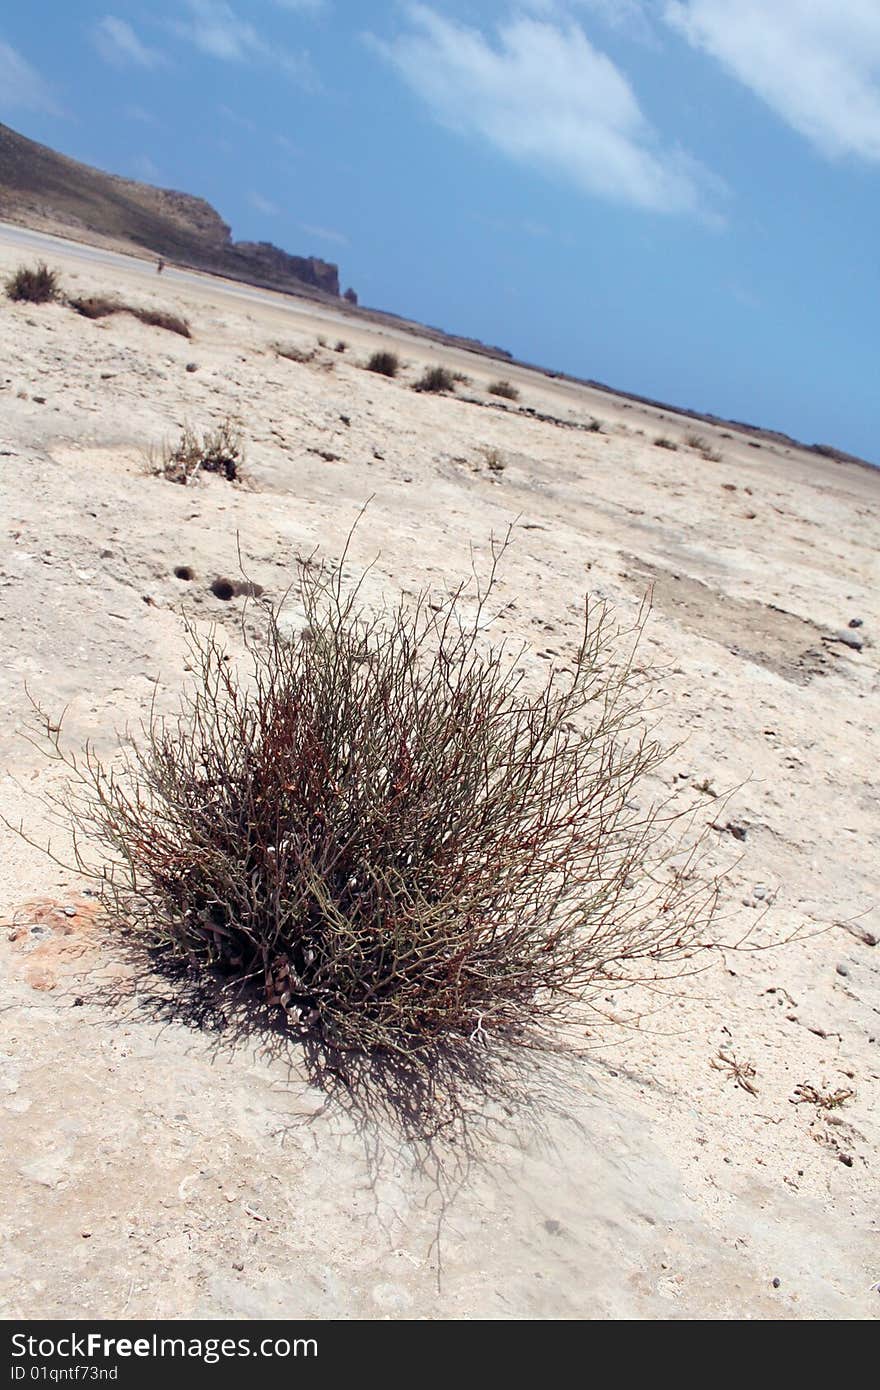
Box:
(684, 432), (722, 463)
(653, 436), (678, 450)
(150, 421), (243, 485)
(334, 340), (347, 353)
(365, 350), (400, 377)
(5, 261), (60, 304)
(586, 419), (602, 433)
(483, 447), (506, 473)
(28, 530), (717, 1064)
(273, 342), (316, 364)
(414, 365), (456, 394)
(488, 379), (519, 401)
(68, 296), (190, 337)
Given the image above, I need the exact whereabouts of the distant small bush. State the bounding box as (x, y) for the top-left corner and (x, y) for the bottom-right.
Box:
(152, 421), (243, 485)
(488, 379), (519, 400)
(69, 296), (190, 337)
(334, 340), (347, 353)
(273, 342), (316, 364)
(653, 436), (678, 450)
(135, 308), (190, 338)
(366, 350), (400, 377)
(586, 419), (602, 433)
(5, 262), (60, 304)
(483, 447), (506, 473)
(685, 432), (708, 451)
(452, 371), (470, 385)
(414, 366), (456, 394)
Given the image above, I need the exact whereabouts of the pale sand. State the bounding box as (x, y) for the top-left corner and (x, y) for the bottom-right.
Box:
(1, 231), (878, 1319)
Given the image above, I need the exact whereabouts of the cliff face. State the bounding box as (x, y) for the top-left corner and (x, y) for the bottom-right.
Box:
(229, 241), (339, 298)
(0, 122), (340, 298)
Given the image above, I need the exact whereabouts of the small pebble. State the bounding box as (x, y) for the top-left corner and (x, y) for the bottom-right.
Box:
(772, 1277), (780, 1289)
(836, 963), (849, 977)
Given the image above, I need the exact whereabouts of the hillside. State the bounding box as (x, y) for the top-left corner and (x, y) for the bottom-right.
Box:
(0, 121), (339, 298)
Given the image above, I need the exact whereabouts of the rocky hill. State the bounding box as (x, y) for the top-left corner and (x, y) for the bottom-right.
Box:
(0, 121), (339, 298)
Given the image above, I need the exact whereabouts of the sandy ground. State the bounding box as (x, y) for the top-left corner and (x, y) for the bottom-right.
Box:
(1, 227), (878, 1320)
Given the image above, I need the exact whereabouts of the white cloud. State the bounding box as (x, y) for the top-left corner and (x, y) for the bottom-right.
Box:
(0, 39), (59, 114)
(249, 191), (280, 215)
(93, 16), (164, 69)
(666, 0), (880, 161)
(299, 221), (348, 245)
(173, 0), (316, 83)
(273, 0), (327, 11)
(369, 5), (706, 213)
(132, 153), (162, 181)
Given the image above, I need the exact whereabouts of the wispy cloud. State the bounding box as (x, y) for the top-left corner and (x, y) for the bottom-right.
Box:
(249, 191), (280, 215)
(299, 221), (348, 245)
(125, 103), (163, 127)
(172, 0), (316, 84)
(368, 5), (709, 213)
(521, 0), (655, 41)
(0, 38), (60, 115)
(93, 16), (164, 69)
(273, 0), (327, 12)
(132, 153), (162, 182)
(666, 0), (880, 161)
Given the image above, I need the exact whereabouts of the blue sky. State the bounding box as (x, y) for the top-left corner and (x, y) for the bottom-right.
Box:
(1, 2), (878, 462)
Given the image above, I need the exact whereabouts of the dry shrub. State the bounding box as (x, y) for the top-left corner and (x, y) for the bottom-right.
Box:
(414, 365), (456, 394)
(135, 307), (191, 338)
(488, 379), (519, 400)
(151, 421), (243, 485)
(29, 530), (717, 1064)
(5, 262), (60, 304)
(653, 436), (678, 450)
(69, 296), (190, 337)
(273, 342), (315, 364)
(366, 350), (400, 377)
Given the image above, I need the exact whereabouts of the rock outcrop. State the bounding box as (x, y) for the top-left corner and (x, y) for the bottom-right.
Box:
(0, 121), (339, 298)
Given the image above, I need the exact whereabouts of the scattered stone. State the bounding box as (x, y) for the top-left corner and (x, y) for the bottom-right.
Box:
(772, 1277), (780, 1289)
(185, 362), (199, 372)
(836, 962), (849, 977)
(831, 629), (863, 651)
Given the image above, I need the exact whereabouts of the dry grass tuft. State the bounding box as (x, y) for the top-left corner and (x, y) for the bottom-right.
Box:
(150, 420), (243, 485)
(365, 350), (400, 377)
(273, 342), (316, 364)
(414, 365), (456, 394)
(488, 379), (519, 400)
(5, 262), (60, 304)
(68, 296), (190, 337)
(26, 527), (719, 1066)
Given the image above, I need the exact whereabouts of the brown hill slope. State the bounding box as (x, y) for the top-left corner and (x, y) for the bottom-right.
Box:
(0, 121), (339, 297)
